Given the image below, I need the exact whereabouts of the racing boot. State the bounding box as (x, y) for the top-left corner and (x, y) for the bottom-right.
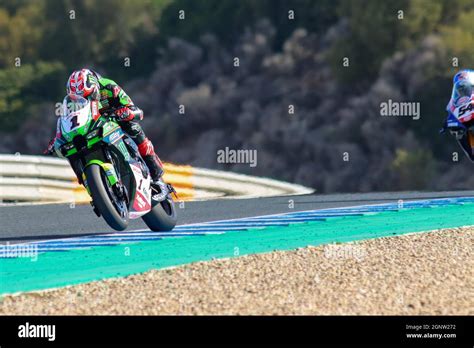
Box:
(144, 153), (170, 201)
(138, 138), (164, 182)
(137, 137), (177, 202)
(137, 137), (164, 182)
(143, 154), (164, 182)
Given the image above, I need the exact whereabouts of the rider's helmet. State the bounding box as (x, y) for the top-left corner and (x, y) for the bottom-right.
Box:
(66, 69), (100, 101)
(452, 70), (474, 104)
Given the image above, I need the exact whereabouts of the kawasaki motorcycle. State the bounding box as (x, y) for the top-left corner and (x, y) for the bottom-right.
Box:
(53, 94), (177, 231)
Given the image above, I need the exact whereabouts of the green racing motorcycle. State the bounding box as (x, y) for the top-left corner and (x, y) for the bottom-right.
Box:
(52, 94), (177, 231)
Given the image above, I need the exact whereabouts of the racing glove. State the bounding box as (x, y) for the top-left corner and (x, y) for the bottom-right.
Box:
(44, 138), (56, 155)
(113, 106), (143, 122)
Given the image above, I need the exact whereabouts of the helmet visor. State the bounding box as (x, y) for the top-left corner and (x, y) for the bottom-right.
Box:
(453, 80), (473, 103)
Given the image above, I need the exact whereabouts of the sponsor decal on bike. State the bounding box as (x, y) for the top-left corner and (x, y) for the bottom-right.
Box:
(133, 190), (151, 212)
(105, 169), (114, 177)
(91, 100), (100, 120)
(109, 130), (121, 143)
(118, 141), (130, 161)
(131, 163), (142, 175)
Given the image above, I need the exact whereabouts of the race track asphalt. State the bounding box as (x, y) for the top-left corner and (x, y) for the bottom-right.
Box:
(2, 190), (474, 243)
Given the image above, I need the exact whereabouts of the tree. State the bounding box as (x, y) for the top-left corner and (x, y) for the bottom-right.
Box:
(38, 0), (170, 78)
(0, 61), (65, 132)
(0, 1), (46, 68)
(159, 0), (340, 50)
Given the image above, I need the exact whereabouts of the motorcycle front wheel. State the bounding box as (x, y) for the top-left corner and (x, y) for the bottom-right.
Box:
(85, 164), (129, 231)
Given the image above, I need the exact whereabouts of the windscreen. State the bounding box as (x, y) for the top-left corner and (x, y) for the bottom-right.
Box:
(452, 80), (473, 105)
(62, 94), (89, 117)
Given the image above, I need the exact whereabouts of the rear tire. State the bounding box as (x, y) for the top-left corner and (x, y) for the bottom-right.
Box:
(85, 164), (129, 231)
(142, 197), (177, 231)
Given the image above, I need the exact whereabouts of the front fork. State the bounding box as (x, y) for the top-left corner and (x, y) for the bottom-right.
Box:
(455, 130), (474, 162)
(467, 132), (474, 156)
(82, 160), (119, 194)
(83, 160), (129, 217)
(84, 159), (128, 200)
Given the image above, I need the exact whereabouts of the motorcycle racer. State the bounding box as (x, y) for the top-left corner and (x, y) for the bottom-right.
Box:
(47, 68), (164, 182)
(444, 69), (474, 160)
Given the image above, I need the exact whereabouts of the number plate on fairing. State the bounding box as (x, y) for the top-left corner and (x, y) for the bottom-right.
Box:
(129, 163), (152, 219)
(454, 98), (474, 123)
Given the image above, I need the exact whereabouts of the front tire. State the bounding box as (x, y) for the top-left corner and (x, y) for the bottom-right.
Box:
(142, 196), (177, 231)
(85, 164), (129, 231)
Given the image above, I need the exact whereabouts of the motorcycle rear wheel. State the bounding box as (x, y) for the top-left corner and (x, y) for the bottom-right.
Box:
(142, 195), (177, 232)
